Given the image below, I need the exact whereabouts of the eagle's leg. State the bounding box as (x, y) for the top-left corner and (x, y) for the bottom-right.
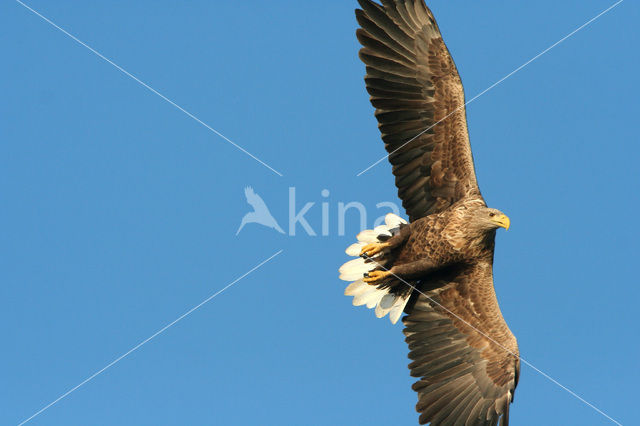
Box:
(360, 224), (411, 258)
(363, 259), (438, 285)
(388, 258), (438, 280)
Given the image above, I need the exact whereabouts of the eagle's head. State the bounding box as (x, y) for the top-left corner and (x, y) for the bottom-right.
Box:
(470, 207), (511, 233)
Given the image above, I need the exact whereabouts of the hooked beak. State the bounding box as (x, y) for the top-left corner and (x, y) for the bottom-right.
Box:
(494, 214), (510, 231)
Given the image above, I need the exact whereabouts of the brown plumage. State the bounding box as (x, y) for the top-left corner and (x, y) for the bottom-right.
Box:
(339, 1), (520, 424)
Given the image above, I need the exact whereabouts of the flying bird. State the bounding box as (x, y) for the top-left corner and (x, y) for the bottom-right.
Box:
(339, 1), (520, 424)
(236, 187), (284, 235)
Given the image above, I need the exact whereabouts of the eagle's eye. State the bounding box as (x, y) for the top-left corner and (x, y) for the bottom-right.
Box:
(489, 212), (495, 217)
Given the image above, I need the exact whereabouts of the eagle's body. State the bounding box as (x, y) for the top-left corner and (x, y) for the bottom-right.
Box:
(338, 1), (521, 424)
(394, 197), (495, 270)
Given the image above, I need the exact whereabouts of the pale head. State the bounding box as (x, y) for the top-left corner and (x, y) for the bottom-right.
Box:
(469, 207), (511, 233)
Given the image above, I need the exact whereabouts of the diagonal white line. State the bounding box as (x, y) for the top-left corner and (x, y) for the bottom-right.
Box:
(17, 250), (284, 426)
(363, 257), (622, 425)
(356, 0), (624, 177)
(15, 0), (284, 177)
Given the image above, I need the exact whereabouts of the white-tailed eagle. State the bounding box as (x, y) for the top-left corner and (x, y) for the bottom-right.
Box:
(339, 1), (520, 424)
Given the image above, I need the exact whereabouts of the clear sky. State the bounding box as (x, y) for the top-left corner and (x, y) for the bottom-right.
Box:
(2, 1), (639, 425)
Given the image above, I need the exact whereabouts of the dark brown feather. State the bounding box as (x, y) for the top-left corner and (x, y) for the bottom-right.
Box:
(356, 0), (480, 221)
(402, 260), (519, 425)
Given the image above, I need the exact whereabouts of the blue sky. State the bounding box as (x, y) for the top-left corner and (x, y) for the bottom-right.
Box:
(2, 1), (639, 425)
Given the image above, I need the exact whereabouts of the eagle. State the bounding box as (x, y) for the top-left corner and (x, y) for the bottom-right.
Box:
(339, 1), (520, 424)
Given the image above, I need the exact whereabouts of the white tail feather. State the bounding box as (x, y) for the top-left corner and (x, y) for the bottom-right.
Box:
(353, 287), (380, 307)
(338, 213), (410, 324)
(344, 280), (367, 296)
(356, 230), (378, 243)
(380, 293), (397, 310)
(373, 225), (391, 236)
(389, 301), (406, 324)
(339, 258), (376, 281)
(366, 289), (386, 309)
(385, 213), (407, 228)
(345, 242), (364, 256)
(375, 303), (389, 318)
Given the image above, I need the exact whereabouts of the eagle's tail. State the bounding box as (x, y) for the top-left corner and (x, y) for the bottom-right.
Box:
(338, 213), (411, 324)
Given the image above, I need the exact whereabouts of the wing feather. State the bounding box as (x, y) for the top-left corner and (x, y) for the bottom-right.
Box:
(403, 261), (519, 425)
(356, 0), (481, 221)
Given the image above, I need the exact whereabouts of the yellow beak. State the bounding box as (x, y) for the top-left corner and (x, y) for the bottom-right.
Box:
(494, 214), (511, 231)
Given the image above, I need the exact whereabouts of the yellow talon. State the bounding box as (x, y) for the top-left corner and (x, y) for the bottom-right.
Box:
(363, 270), (391, 284)
(360, 242), (390, 258)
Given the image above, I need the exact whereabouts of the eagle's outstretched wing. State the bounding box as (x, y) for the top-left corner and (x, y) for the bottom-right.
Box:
(404, 261), (519, 425)
(356, 0), (481, 221)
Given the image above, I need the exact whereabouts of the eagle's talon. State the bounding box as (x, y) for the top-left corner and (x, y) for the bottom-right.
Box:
(363, 270), (391, 284)
(360, 242), (390, 258)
